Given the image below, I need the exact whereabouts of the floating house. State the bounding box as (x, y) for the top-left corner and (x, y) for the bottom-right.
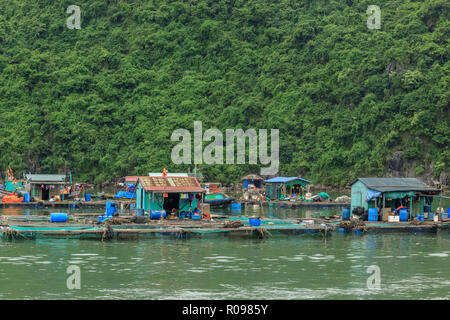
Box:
(124, 176), (139, 184)
(351, 177), (441, 220)
(264, 177), (312, 200)
(25, 174), (68, 201)
(135, 175), (205, 214)
(203, 182), (221, 194)
(241, 174), (264, 190)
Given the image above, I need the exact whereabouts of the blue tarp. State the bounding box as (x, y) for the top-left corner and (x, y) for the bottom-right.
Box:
(114, 191), (136, 199)
(366, 189), (382, 202)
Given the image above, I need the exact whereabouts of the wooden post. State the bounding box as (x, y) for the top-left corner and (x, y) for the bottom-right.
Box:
(382, 194), (385, 221)
(409, 196), (412, 221)
(149, 192), (152, 214)
(420, 196), (424, 215)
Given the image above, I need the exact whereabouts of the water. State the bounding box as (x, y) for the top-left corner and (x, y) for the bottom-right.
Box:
(0, 206), (449, 300)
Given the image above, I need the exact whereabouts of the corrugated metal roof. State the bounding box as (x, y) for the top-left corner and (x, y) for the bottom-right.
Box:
(25, 174), (67, 184)
(355, 177), (440, 192)
(264, 177), (312, 184)
(137, 176), (204, 193)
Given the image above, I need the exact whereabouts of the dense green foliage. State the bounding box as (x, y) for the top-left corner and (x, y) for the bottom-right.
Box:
(0, 0), (448, 185)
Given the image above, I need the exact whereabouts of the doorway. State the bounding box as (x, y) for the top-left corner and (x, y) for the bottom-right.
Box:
(163, 193), (180, 213)
(42, 186), (50, 201)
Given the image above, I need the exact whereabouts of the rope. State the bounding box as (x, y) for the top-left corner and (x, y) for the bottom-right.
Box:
(2, 227), (28, 240)
(101, 224), (114, 241)
(256, 227), (272, 239)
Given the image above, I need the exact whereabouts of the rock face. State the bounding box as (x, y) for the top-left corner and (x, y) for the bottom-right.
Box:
(440, 172), (450, 187)
(387, 151), (404, 177)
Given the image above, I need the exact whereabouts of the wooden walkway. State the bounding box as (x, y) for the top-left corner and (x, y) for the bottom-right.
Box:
(0, 200), (134, 209)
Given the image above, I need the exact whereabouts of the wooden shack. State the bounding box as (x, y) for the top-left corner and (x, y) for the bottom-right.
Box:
(264, 177), (311, 200)
(241, 174), (264, 190)
(25, 174), (68, 201)
(135, 175), (205, 214)
(351, 177), (441, 221)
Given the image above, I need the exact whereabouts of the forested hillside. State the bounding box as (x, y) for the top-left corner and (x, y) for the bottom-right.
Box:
(0, 0), (448, 186)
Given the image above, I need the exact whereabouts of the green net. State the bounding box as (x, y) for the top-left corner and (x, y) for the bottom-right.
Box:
(9, 226), (100, 231)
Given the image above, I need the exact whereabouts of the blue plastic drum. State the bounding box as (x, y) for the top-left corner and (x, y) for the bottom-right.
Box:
(50, 213), (68, 223)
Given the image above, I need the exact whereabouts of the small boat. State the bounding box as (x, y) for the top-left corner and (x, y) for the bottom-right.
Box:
(203, 193), (235, 206)
(1, 167), (25, 197)
(201, 182), (235, 206)
(0, 189), (14, 197)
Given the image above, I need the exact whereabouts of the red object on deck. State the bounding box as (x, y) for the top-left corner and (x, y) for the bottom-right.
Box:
(202, 212), (211, 220)
(1, 195), (24, 203)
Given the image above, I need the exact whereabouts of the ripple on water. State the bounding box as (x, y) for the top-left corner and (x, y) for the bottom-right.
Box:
(428, 253), (449, 257)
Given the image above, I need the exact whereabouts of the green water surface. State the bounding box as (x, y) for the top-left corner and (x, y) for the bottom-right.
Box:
(0, 206), (449, 300)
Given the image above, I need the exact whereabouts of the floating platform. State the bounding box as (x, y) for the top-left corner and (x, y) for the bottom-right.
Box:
(239, 200), (350, 208)
(2, 213), (449, 241)
(328, 219), (450, 234)
(0, 200), (135, 209)
(0, 216), (331, 241)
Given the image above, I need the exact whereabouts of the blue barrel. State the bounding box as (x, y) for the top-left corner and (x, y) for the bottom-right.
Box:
(249, 218), (261, 226)
(150, 211), (166, 219)
(84, 193), (91, 202)
(368, 208), (378, 221)
(448, 207), (450, 214)
(106, 201), (116, 216)
(230, 203), (242, 210)
(399, 209), (408, 221)
(191, 212), (201, 220)
(342, 208), (350, 221)
(23, 193), (30, 203)
(50, 213), (68, 223)
(106, 201), (116, 209)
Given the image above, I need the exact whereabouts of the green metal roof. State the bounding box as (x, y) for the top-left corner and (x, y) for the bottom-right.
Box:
(354, 177), (440, 193)
(25, 174), (67, 184)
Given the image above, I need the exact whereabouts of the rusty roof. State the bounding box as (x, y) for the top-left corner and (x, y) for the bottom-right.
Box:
(125, 176), (139, 183)
(137, 176), (204, 193)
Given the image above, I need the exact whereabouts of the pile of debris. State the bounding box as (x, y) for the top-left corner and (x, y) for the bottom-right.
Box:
(338, 220), (367, 231)
(223, 220), (244, 228)
(335, 195), (351, 203)
(410, 219), (437, 226)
